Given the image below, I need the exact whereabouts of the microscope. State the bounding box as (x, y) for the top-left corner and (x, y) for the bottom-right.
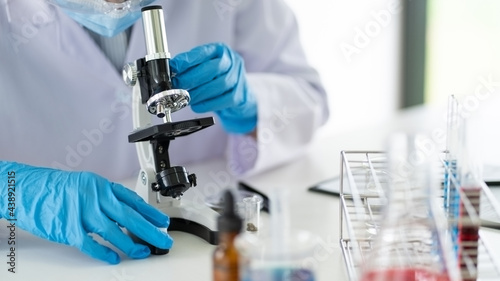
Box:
(122, 5), (219, 253)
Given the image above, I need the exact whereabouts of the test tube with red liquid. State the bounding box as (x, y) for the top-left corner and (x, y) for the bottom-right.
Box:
(456, 117), (482, 281)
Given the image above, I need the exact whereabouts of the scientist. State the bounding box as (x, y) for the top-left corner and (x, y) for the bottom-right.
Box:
(0, 0), (329, 264)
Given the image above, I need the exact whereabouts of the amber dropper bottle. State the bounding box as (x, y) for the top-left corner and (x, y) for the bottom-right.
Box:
(213, 190), (243, 281)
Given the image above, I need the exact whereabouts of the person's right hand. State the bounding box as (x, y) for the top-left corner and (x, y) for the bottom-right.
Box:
(170, 43), (258, 134)
(0, 161), (173, 264)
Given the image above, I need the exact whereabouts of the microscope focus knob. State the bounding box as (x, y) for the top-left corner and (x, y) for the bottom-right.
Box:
(123, 62), (138, 86)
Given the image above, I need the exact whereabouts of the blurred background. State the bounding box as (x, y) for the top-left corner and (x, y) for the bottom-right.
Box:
(285, 0), (500, 134)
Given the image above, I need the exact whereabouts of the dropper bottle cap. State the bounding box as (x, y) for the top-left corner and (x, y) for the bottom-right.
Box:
(217, 190), (243, 233)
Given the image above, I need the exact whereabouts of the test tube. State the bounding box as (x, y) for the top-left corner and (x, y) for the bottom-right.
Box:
(445, 95), (461, 255)
(457, 119), (482, 281)
(243, 196), (262, 233)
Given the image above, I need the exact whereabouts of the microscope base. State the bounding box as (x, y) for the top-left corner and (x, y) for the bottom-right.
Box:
(157, 201), (219, 245)
(130, 201), (219, 255)
(169, 218), (218, 245)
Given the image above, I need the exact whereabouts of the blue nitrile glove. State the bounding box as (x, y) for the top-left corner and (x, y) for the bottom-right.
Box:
(0, 161), (173, 264)
(170, 42), (258, 134)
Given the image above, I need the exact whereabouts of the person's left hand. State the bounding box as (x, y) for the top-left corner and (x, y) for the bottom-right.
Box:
(170, 43), (257, 134)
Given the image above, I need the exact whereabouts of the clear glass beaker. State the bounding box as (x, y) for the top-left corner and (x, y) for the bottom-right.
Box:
(358, 133), (461, 281)
(236, 188), (319, 281)
(235, 230), (318, 281)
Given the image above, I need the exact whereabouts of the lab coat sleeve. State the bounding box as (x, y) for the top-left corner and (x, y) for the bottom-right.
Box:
(227, 0), (329, 176)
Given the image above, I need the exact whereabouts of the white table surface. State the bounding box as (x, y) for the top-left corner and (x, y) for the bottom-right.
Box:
(1, 103), (500, 281)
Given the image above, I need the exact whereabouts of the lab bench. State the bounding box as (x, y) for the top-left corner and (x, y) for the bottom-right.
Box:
(1, 104), (500, 281)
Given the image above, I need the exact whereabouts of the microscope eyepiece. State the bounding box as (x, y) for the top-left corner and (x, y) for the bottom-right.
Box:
(141, 5), (169, 61)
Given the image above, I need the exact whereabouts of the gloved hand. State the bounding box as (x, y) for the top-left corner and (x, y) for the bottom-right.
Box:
(170, 42), (258, 134)
(0, 161), (173, 264)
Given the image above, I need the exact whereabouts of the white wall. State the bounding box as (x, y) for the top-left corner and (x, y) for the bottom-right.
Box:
(285, 0), (402, 133)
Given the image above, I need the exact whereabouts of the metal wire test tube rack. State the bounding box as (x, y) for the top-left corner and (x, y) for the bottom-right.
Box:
(339, 151), (500, 281)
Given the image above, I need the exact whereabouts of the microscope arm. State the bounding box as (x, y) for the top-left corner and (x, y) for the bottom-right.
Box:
(131, 79), (159, 205)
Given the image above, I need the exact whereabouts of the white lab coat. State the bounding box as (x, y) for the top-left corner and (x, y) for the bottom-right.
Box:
(0, 0), (329, 181)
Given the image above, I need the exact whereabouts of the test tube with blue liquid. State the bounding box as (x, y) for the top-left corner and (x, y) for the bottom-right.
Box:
(444, 95), (461, 255)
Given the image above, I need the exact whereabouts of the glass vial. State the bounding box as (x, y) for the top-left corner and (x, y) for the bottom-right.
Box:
(243, 196), (262, 233)
(358, 133), (460, 281)
(213, 190), (243, 281)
